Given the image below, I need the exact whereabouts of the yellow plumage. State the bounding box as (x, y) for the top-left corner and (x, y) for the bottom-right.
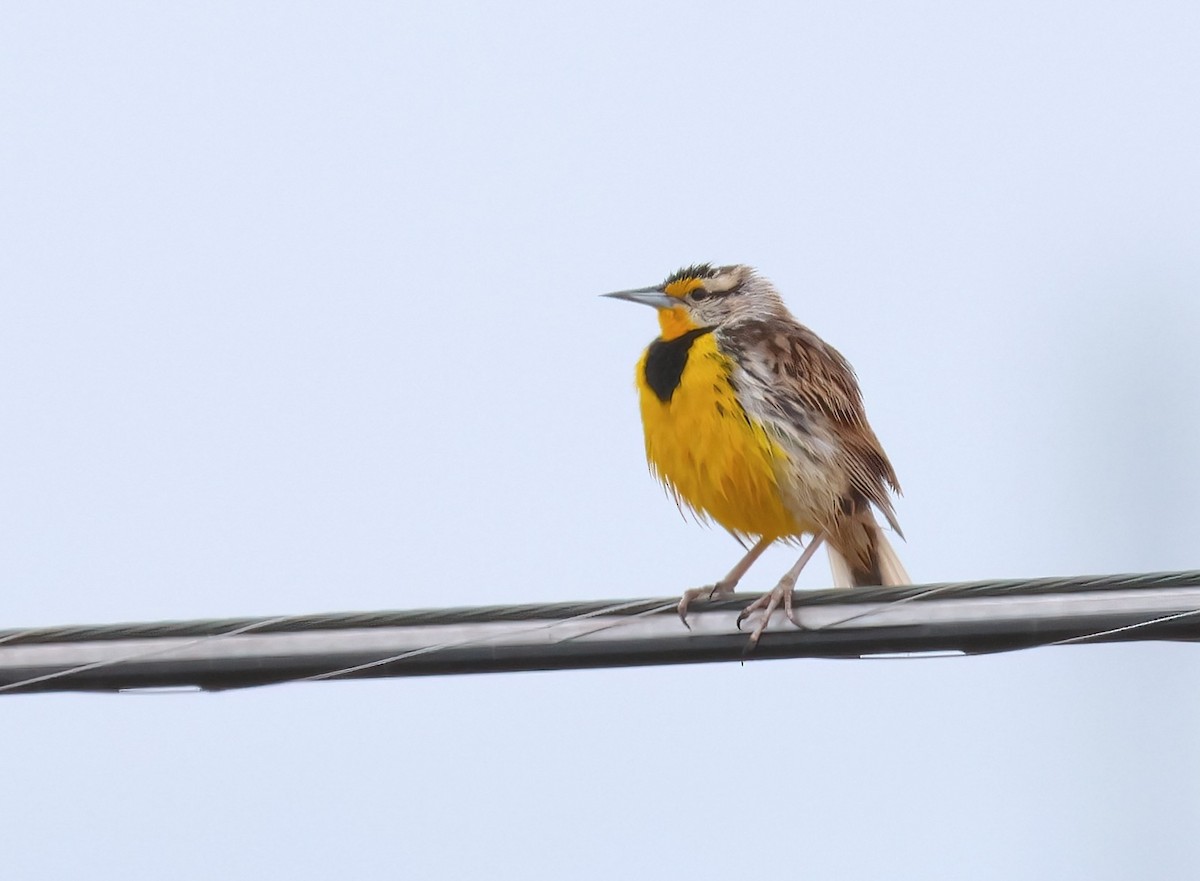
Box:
(636, 333), (803, 540)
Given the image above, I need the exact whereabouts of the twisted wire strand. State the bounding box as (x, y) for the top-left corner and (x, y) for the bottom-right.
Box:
(0, 570), (1196, 695)
(0, 616), (297, 695)
(297, 600), (680, 683)
(3, 570), (1196, 647)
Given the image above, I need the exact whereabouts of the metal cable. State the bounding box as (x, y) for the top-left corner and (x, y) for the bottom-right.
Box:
(0, 570), (1197, 695)
(3, 570), (1196, 646)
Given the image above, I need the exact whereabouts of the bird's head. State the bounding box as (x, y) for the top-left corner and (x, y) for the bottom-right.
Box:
(602, 264), (785, 339)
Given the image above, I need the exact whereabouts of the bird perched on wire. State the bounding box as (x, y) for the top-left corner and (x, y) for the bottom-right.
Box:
(604, 263), (908, 647)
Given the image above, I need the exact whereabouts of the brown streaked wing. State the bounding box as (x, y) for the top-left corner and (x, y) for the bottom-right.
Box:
(722, 318), (903, 535)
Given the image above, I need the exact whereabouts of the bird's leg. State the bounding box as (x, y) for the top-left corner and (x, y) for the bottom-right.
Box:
(737, 534), (827, 648)
(677, 536), (774, 626)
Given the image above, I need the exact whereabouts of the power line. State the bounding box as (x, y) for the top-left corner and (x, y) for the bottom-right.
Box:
(2, 570), (1199, 695)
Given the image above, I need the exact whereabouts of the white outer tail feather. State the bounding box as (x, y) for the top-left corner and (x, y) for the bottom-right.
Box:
(827, 521), (910, 588)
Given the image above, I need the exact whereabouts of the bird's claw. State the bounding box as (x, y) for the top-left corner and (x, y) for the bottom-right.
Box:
(738, 580), (801, 650)
(676, 583), (734, 629)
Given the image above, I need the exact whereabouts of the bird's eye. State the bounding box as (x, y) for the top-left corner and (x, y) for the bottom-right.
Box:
(690, 288), (712, 301)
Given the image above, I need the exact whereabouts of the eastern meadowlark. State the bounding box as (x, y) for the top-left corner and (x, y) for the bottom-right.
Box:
(605, 263), (909, 647)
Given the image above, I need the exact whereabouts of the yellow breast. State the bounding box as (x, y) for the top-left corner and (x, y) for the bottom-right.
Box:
(636, 332), (801, 540)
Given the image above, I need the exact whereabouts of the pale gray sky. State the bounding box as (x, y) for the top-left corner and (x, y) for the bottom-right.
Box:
(3, 2), (1199, 879)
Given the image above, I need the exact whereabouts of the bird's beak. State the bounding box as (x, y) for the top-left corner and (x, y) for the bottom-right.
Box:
(601, 286), (677, 310)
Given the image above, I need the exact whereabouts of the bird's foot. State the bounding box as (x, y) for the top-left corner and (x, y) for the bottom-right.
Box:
(677, 581), (736, 629)
(736, 576), (802, 650)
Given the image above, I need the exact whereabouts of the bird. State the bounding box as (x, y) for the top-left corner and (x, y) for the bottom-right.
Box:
(603, 263), (908, 647)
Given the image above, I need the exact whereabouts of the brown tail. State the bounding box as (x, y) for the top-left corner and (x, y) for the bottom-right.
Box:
(827, 514), (909, 587)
